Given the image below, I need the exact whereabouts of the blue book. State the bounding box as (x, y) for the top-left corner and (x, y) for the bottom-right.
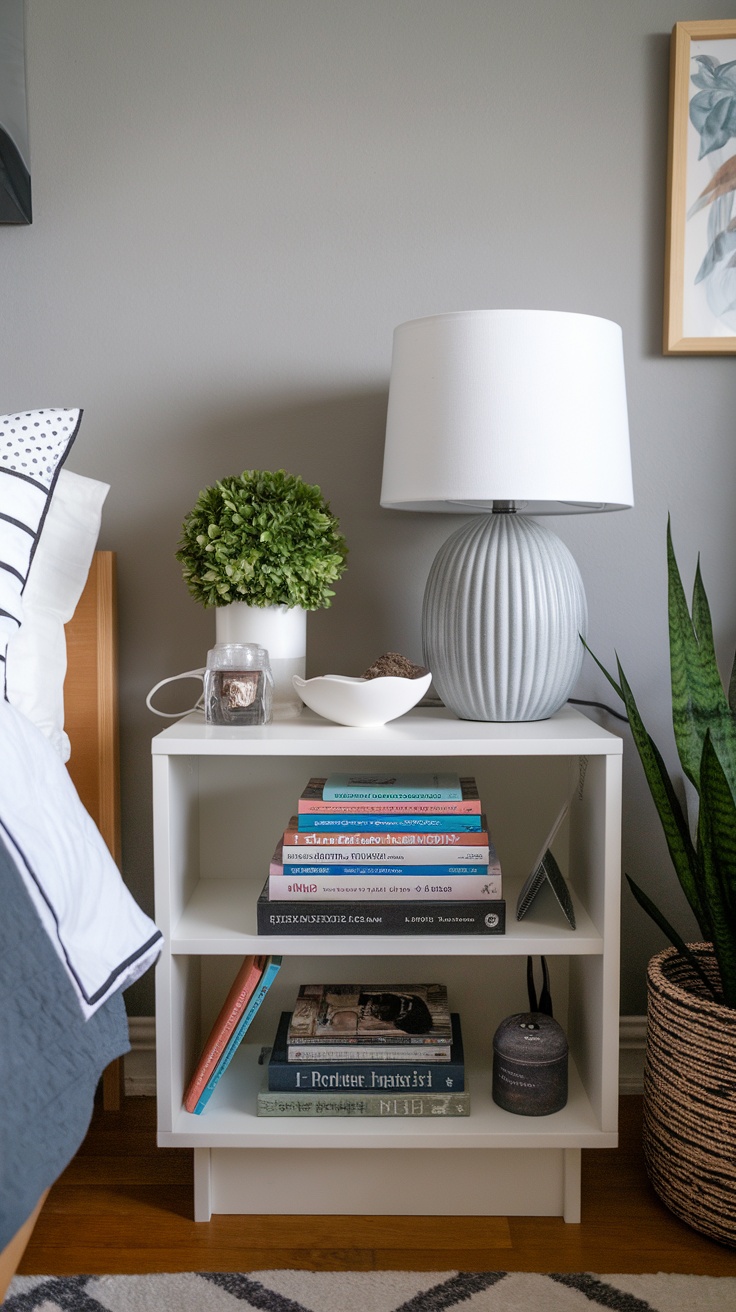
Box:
(282, 863), (487, 877)
(322, 772), (462, 801)
(298, 814), (484, 833)
(267, 1011), (466, 1091)
(192, 956), (282, 1114)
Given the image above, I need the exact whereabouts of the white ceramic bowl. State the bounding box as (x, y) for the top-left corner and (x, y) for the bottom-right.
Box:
(292, 672), (432, 727)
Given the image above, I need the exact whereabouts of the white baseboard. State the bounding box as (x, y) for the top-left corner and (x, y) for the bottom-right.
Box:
(123, 1014), (648, 1099)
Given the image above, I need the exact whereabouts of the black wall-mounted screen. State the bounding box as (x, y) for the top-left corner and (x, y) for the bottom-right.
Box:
(0, 0), (31, 224)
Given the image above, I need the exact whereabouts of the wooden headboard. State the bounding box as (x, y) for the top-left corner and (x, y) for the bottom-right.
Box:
(64, 550), (124, 1109)
(64, 551), (121, 866)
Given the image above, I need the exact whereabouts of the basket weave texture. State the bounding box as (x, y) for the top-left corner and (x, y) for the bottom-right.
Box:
(644, 943), (736, 1247)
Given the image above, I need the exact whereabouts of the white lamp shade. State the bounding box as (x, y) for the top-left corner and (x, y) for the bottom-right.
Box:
(380, 309), (634, 514)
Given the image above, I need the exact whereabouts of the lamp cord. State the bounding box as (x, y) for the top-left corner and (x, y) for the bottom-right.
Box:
(568, 697), (628, 724)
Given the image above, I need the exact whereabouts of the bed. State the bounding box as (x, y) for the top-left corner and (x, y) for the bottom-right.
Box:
(0, 418), (161, 1296)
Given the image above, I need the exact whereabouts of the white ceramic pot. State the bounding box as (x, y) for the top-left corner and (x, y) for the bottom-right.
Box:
(215, 603), (306, 719)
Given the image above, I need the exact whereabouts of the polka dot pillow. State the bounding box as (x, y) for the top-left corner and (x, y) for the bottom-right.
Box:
(0, 407), (82, 674)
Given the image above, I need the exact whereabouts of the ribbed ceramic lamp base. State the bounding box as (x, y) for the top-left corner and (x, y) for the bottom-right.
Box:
(422, 513), (588, 722)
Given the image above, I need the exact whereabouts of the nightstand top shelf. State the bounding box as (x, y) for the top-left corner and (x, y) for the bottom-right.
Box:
(152, 704), (623, 757)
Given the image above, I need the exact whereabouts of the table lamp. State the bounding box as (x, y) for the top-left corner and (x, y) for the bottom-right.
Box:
(380, 309), (634, 721)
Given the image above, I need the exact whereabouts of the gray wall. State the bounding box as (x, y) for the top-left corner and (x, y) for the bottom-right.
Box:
(3, 0), (735, 1014)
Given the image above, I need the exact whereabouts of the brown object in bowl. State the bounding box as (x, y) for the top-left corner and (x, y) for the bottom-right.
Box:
(361, 652), (429, 680)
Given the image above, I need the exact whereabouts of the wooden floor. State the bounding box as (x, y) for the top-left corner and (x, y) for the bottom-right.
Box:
(18, 1095), (736, 1277)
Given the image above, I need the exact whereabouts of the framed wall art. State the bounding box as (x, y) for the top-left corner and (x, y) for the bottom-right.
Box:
(664, 20), (736, 354)
(0, 0), (31, 224)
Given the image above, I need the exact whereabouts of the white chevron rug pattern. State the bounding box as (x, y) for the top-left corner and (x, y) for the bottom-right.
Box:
(5, 1270), (736, 1312)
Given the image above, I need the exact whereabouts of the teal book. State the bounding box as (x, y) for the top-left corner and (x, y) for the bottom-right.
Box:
(322, 772), (462, 802)
(192, 956), (282, 1114)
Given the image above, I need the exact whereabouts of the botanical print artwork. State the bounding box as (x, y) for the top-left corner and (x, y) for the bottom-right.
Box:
(683, 38), (736, 338)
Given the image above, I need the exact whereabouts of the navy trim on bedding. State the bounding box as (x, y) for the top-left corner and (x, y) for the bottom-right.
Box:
(0, 559), (26, 584)
(0, 510), (35, 535)
(0, 815), (163, 1007)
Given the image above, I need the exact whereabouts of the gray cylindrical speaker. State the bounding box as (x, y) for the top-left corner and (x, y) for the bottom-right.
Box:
(492, 1011), (569, 1116)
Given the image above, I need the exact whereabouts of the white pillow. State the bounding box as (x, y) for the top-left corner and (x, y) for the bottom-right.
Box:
(0, 408), (81, 659)
(5, 469), (110, 760)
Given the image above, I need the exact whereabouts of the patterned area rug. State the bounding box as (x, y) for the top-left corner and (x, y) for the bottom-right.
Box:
(5, 1271), (736, 1312)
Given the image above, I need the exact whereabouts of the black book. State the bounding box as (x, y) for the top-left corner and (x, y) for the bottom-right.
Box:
(256, 880), (505, 935)
(268, 1011), (466, 1091)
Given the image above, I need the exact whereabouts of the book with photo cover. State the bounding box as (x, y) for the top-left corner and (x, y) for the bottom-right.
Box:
(286, 982), (452, 1046)
(268, 1011), (466, 1088)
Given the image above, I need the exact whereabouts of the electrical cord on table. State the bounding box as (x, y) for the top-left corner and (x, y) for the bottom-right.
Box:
(568, 698), (629, 724)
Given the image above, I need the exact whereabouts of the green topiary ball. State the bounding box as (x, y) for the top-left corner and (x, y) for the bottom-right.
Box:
(176, 469), (348, 610)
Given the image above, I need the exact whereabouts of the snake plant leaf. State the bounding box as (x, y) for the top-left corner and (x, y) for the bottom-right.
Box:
(625, 875), (721, 1002)
(697, 732), (736, 1006)
(668, 518), (736, 796)
(580, 637), (623, 700)
(616, 659), (706, 928)
(581, 637), (701, 920)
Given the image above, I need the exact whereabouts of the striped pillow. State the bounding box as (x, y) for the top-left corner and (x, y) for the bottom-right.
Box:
(0, 408), (82, 678)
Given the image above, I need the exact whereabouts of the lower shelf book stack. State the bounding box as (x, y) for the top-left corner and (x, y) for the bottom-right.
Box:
(257, 983), (470, 1117)
(257, 770), (506, 936)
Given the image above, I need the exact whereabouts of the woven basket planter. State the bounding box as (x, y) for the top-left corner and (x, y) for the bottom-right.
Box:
(644, 943), (736, 1246)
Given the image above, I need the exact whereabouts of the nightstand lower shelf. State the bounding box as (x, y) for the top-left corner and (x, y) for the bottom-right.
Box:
(163, 1045), (613, 1223)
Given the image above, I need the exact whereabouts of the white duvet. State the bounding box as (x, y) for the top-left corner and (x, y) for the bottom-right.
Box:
(0, 699), (161, 1017)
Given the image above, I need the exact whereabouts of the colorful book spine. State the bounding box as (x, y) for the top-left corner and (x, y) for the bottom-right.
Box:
(298, 798), (482, 815)
(183, 954), (266, 1113)
(281, 862), (488, 877)
(268, 873), (502, 901)
(322, 772), (462, 801)
(298, 776), (481, 815)
(297, 813), (484, 832)
(257, 1088), (470, 1116)
(284, 816), (490, 847)
(281, 843), (491, 863)
(257, 885), (506, 936)
(189, 956), (282, 1114)
(268, 1012), (466, 1090)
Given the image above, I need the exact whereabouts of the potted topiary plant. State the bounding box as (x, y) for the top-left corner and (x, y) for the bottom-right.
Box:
(587, 519), (736, 1246)
(176, 469), (347, 716)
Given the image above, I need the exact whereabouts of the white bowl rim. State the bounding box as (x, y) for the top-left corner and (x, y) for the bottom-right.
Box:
(293, 672), (431, 689)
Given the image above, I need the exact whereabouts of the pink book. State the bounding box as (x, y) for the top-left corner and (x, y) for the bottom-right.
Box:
(183, 954), (266, 1112)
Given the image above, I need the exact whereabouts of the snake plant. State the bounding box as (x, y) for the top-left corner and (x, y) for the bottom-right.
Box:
(587, 519), (736, 1008)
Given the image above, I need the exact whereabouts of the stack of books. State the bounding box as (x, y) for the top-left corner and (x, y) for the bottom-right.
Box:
(257, 771), (506, 935)
(257, 983), (469, 1117)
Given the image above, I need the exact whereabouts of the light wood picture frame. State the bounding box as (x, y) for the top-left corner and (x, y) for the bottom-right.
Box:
(664, 20), (736, 354)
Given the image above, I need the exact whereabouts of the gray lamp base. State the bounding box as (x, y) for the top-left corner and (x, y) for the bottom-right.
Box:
(421, 512), (588, 722)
